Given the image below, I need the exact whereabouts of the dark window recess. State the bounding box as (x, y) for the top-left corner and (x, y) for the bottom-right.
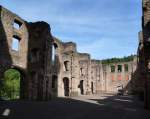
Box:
(64, 61), (69, 71)
(13, 19), (22, 29)
(124, 64), (128, 72)
(118, 65), (122, 72)
(80, 68), (83, 76)
(110, 65), (115, 72)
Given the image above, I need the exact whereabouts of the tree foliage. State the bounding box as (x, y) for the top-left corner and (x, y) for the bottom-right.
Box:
(0, 69), (20, 100)
(101, 55), (135, 64)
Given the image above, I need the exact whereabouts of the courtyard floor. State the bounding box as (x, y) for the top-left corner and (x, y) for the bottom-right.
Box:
(0, 94), (150, 119)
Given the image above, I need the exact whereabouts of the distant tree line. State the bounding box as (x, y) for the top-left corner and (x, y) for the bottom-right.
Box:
(101, 55), (136, 64)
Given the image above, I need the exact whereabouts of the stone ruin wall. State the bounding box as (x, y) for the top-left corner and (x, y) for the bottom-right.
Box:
(0, 5), (141, 101)
(0, 6), (53, 100)
(52, 38), (138, 97)
(138, 0), (150, 109)
(78, 53), (91, 95)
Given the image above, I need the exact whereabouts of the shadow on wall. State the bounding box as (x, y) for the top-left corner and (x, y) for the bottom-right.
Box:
(123, 49), (146, 104)
(0, 7), (28, 100)
(0, 8), (12, 99)
(0, 7), (13, 79)
(26, 21), (53, 100)
(124, 21), (150, 107)
(142, 20), (150, 109)
(0, 8), (23, 99)
(127, 20), (150, 110)
(52, 55), (61, 97)
(123, 65), (145, 101)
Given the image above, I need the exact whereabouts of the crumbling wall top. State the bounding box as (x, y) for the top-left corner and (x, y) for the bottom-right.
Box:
(0, 5), (25, 23)
(62, 41), (77, 52)
(91, 60), (101, 64)
(78, 53), (90, 61)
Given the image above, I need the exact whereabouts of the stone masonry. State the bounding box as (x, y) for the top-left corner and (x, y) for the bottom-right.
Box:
(0, 6), (53, 100)
(51, 38), (137, 97)
(137, 0), (150, 109)
(0, 1), (149, 110)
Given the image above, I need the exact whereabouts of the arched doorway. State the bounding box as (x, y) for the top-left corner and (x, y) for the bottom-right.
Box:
(80, 80), (84, 95)
(63, 77), (69, 96)
(0, 68), (21, 100)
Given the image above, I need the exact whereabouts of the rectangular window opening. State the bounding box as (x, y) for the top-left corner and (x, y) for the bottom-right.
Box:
(52, 46), (55, 63)
(124, 64), (128, 72)
(13, 19), (22, 29)
(118, 65), (122, 73)
(64, 61), (69, 71)
(12, 36), (20, 51)
(110, 65), (115, 72)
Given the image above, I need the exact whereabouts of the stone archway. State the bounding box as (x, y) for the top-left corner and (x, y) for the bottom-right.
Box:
(0, 68), (25, 100)
(63, 77), (69, 96)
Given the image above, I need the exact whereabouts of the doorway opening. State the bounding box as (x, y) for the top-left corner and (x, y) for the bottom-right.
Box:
(80, 80), (84, 95)
(63, 77), (69, 96)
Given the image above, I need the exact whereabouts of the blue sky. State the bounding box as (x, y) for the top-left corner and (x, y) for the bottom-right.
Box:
(0, 0), (142, 59)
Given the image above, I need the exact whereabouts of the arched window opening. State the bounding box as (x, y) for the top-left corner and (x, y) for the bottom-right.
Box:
(52, 43), (58, 64)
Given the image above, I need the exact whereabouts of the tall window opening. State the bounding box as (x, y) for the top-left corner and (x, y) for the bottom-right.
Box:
(12, 36), (20, 51)
(80, 68), (83, 76)
(124, 64), (128, 72)
(63, 77), (69, 96)
(52, 45), (55, 62)
(52, 43), (58, 64)
(64, 61), (69, 71)
(118, 65), (122, 72)
(79, 80), (84, 95)
(110, 65), (115, 72)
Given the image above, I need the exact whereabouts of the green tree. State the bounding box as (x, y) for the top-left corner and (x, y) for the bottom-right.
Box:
(0, 69), (20, 100)
(101, 55), (135, 64)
